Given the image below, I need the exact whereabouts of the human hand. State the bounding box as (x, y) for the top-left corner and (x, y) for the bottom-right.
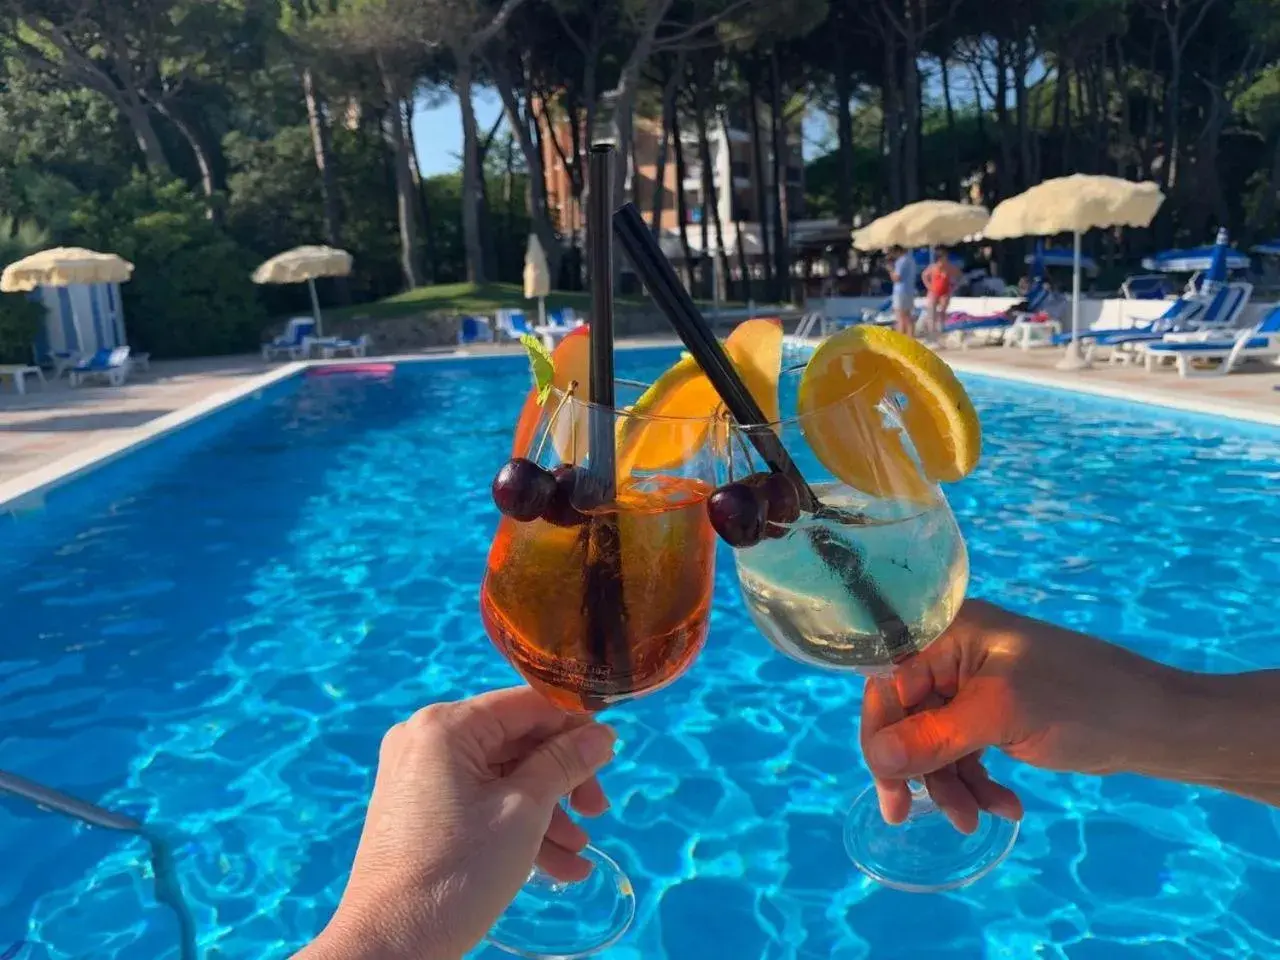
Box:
(861, 600), (1183, 834)
(301, 686), (617, 960)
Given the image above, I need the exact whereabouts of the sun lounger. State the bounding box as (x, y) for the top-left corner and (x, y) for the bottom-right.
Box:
(262, 318), (317, 361)
(69, 346), (131, 387)
(1140, 305), (1280, 377)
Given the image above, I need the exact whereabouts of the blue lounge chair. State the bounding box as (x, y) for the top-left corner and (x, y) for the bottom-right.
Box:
(1084, 282), (1252, 363)
(69, 346), (131, 387)
(534, 307), (585, 350)
(457, 315), (494, 346)
(1140, 304), (1280, 377)
(262, 318), (317, 361)
(494, 309), (533, 341)
(1120, 275), (1175, 300)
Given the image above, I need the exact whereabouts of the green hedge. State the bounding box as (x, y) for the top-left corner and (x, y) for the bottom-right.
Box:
(68, 175), (266, 358)
(0, 292), (42, 364)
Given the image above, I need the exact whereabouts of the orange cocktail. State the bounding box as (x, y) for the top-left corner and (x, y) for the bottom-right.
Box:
(482, 475), (714, 713)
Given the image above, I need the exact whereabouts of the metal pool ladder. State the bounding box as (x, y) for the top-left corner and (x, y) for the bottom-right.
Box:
(0, 770), (198, 960)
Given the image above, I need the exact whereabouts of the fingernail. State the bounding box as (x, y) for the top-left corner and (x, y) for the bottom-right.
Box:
(577, 724), (617, 765)
(868, 733), (907, 776)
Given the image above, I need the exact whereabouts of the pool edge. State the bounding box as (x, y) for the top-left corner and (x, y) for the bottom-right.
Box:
(0, 361), (307, 513)
(944, 356), (1280, 428)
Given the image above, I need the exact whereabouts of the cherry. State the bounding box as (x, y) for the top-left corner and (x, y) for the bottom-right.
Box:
(741, 471), (801, 539)
(542, 464), (588, 527)
(491, 457), (556, 522)
(707, 482), (769, 548)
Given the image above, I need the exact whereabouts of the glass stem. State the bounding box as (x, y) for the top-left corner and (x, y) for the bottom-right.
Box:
(872, 672), (939, 819)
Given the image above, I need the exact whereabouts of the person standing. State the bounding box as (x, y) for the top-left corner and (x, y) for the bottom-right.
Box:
(922, 247), (961, 341)
(888, 245), (918, 336)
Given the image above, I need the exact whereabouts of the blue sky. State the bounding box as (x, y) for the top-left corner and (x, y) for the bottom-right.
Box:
(411, 88), (831, 176)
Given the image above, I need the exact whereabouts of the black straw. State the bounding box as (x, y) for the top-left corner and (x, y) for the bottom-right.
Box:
(611, 201), (912, 661)
(582, 144), (629, 698)
(587, 145), (618, 496)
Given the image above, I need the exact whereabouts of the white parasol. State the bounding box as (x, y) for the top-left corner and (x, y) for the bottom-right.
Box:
(852, 201), (990, 252)
(252, 245), (353, 338)
(523, 234), (551, 328)
(983, 175), (1165, 369)
(1, 247), (135, 354)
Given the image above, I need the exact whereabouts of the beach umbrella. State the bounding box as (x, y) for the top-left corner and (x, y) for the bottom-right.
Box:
(1250, 239), (1280, 257)
(984, 175), (1165, 370)
(523, 234), (551, 328)
(1142, 231), (1249, 276)
(252, 245), (353, 338)
(1, 247), (135, 353)
(852, 200), (990, 251)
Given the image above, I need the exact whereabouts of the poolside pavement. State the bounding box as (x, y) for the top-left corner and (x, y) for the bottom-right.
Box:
(0, 340), (1276, 505)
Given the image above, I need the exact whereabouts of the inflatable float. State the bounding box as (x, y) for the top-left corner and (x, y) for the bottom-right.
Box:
(305, 363), (395, 380)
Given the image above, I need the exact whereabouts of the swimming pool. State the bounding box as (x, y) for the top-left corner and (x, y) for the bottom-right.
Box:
(2, 347), (1279, 959)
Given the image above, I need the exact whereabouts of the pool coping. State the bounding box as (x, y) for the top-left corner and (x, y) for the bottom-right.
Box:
(1, 340), (1276, 513)
(943, 355), (1280, 429)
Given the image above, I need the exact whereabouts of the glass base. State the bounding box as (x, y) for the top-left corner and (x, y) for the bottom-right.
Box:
(486, 845), (636, 959)
(844, 782), (1019, 893)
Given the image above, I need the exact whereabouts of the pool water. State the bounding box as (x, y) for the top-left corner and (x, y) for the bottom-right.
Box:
(2, 348), (1280, 960)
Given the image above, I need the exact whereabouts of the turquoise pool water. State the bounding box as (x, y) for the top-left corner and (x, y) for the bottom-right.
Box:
(2, 348), (1279, 959)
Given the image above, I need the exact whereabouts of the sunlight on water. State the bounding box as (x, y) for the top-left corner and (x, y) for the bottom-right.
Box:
(2, 349), (1279, 959)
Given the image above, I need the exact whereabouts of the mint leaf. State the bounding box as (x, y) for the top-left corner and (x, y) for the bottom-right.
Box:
(520, 334), (556, 405)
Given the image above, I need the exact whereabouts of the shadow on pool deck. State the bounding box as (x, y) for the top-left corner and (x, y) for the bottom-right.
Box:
(0, 410), (172, 433)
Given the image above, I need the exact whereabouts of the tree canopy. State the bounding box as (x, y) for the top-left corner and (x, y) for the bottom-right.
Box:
(4, 0), (1280, 354)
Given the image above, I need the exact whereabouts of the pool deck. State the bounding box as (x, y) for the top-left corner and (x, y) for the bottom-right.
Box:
(0, 340), (1276, 508)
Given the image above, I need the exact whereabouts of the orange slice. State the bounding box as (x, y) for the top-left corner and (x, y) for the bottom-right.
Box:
(511, 326), (591, 459)
(798, 326), (981, 501)
(616, 317), (783, 472)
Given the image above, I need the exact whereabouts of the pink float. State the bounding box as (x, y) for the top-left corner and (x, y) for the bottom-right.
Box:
(306, 363), (395, 379)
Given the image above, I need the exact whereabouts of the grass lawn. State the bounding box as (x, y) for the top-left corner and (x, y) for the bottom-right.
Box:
(325, 281), (743, 323)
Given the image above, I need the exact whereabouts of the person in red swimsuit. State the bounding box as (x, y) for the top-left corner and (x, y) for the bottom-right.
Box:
(922, 246), (960, 341)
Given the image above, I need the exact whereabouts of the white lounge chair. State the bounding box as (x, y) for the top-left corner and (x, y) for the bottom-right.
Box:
(494, 309), (534, 342)
(533, 307), (585, 351)
(69, 346), (131, 387)
(262, 318), (317, 361)
(311, 334), (370, 359)
(1098, 282), (1252, 365)
(1140, 305), (1280, 377)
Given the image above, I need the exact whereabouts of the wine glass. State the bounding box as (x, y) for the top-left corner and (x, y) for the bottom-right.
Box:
(480, 378), (722, 956)
(720, 365), (1018, 893)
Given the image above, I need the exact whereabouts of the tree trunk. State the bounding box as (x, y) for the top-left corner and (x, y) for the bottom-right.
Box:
(694, 69), (732, 303)
(302, 68), (351, 301)
(456, 54), (486, 284)
(1013, 43), (1032, 191)
(883, 39), (903, 208)
(492, 69), (564, 286)
(120, 98), (172, 178)
(1114, 37), (1133, 177)
(1163, 38), (1181, 191)
(834, 63), (855, 223)
(940, 55), (958, 198)
(769, 48), (789, 303)
(404, 95), (436, 284)
(734, 210), (751, 302)
(303, 68), (342, 248)
(994, 41), (1014, 199)
(153, 102), (219, 221)
(901, 31), (921, 202)
(377, 55), (424, 289)
(651, 55), (684, 236)
(671, 107), (696, 290)
(746, 62), (774, 291)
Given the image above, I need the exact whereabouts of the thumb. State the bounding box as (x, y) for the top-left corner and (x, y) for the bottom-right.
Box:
(865, 691), (998, 780)
(508, 722), (617, 806)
